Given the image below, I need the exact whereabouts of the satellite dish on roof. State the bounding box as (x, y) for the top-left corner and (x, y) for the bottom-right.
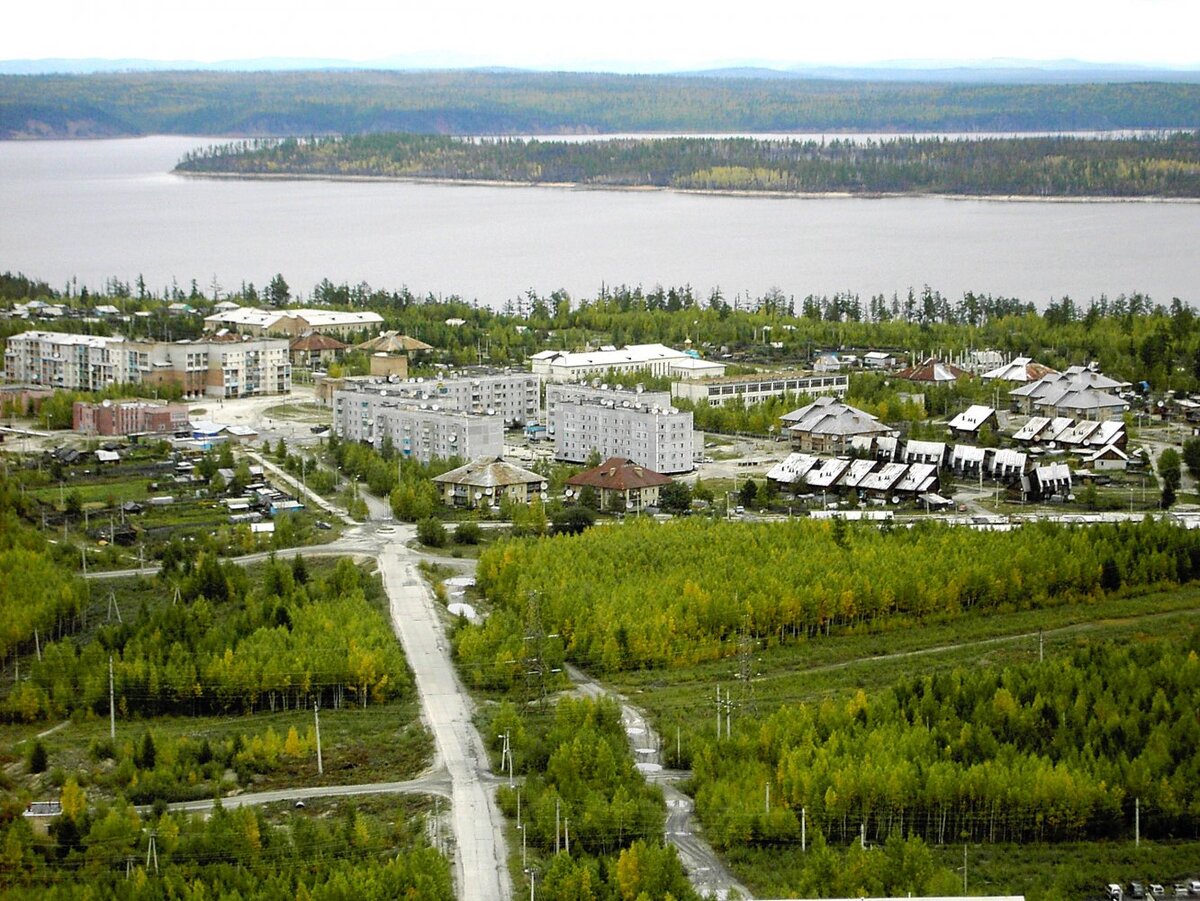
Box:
(891, 496), (900, 504)
(564, 488), (574, 497)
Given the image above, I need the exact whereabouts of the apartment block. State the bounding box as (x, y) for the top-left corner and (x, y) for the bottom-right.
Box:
(3, 331), (290, 399)
(333, 371), (541, 426)
(332, 383), (503, 464)
(547, 383), (693, 474)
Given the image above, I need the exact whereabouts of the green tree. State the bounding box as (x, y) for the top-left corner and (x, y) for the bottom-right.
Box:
(454, 521), (483, 545)
(1158, 447), (1182, 493)
(417, 517), (447, 548)
(551, 506), (596, 535)
(27, 739), (47, 773)
(1182, 437), (1200, 481)
(739, 478), (757, 507)
(659, 481), (692, 514)
(578, 485), (600, 511)
(265, 273), (290, 307)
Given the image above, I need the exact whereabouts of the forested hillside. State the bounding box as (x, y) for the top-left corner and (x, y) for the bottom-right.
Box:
(2, 70), (1199, 138)
(178, 131), (1200, 197)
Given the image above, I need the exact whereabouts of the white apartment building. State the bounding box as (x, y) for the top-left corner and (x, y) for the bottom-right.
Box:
(3, 331), (291, 399)
(531, 344), (705, 382)
(337, 371), (540, 427)
(671, 370), (849, 407)
(545, 382), (673, 425)
(547, 384), (694, 473)
(333, 384), (503, 464)
(3, 332), (129, 391)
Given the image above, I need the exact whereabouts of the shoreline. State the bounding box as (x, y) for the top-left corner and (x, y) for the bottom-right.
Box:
(172, 169), (1200, 204)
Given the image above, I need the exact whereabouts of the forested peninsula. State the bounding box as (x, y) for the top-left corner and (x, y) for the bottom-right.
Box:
(176, 131), (1200, 198)
(3, 70), (1200, 139)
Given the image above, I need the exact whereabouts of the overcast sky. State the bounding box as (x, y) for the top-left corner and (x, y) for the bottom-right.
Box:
(5, 0), (1199, 70)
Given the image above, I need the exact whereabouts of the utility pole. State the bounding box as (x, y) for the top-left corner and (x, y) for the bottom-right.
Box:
(109, 655), (116, 740)
(565, 818), (570, 856)
(1039, 631), (1044, 663)
(315, 701), (324, 775)
(801, 806), (806, 852)
(765, 782), (770, 815)
(1135, 796), (1140, 847)
(716, 685), (721, 739)
(147, 831), (159, 874)
(962, 842), (967, 894)
(555, 798), (561, 854)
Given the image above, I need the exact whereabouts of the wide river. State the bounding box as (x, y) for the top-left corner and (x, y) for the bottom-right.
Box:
(1, 135), (1198, 308)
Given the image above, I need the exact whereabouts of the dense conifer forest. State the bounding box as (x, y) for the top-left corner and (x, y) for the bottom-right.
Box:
(3, 70), (1199, 138)
(178, 131), (1200, 197)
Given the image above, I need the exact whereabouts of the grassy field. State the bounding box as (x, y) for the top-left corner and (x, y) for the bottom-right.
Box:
(2, 559), (431, 806)
(261, 402), (332, 424)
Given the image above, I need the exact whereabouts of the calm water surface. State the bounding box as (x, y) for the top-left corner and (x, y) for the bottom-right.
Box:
(1, 136), (1197, 308)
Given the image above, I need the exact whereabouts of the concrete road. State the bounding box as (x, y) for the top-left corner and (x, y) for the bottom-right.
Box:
(379, 542), (512, 901)
(567, 664), (751, 901)
(141, 770), (453, 816)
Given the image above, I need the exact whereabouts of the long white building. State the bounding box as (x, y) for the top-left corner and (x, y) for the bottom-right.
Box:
(546, 383), (694, 473)
(203, 306), (384, 338)
(3, 330), (291, 399)
(332, 382), (503, 464)
(672, 370), (849, 407)
(531, 344), (721, 383)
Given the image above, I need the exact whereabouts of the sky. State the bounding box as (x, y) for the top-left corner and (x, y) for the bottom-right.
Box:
(3, 0), (1199, 71)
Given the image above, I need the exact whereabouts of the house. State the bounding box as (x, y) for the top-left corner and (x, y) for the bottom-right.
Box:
(988, 448), (1029, 482)
(894, 357), (970, 383)
(982, 356), (1058, 383)
(432, 457), (548, 509)
(951, 444), (987, 477)
(765, 452), (821, 488)
(1009, 366), (1130, 420)
(902, 440), (947, 467)
(947, 405), (999, 439)
(1085, 443), (1130, 472)
(812, 352), (843, 372)
(1024, 462), (1072, 499)
(781, 397), (897, 454)
(863, 351), (898, 369)
(565, 457), (672, 512)
(355, 331), (434, 376)
(290, 332), (348, 368)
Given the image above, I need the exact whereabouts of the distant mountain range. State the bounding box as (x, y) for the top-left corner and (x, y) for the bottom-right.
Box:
(2, 57), (1199, 83)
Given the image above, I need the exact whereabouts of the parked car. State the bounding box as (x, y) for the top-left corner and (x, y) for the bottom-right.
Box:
(1108, 885), (1123, 901)
(1188, 883), (1200, 897)
(315, 520), (332, 530)
(1130, 883), (1145, 899)
(1151, 886), (1165, 897)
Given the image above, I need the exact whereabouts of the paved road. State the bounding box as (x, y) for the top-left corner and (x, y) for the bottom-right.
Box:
(568, 664), (751, 901)
(379, 541), (512, 901)
(141, 771), (453, 815)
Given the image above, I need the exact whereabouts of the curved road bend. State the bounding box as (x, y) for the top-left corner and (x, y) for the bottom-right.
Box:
(379, 542), (512, 901)
(568, 664), (752, 901)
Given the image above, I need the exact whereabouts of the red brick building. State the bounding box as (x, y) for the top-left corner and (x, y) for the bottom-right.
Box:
(73, 400), (189, 436)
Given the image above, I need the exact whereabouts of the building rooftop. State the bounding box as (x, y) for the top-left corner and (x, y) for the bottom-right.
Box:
(566, 457), (672, 491)
(432, 457), (547, 489)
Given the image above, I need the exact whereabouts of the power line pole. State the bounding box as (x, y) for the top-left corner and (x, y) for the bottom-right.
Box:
(109, 655), (116, 740)
(314, 701), (323, 775)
